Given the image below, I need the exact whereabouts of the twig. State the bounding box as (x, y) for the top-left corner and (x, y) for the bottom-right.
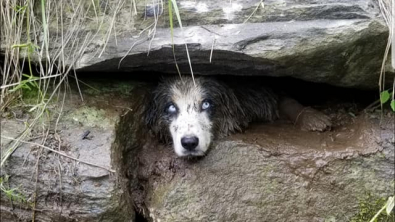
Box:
(0, 73), (63, 89)
(31, 148), (42, 222)
(1, 136), (115, 173)
(200, 26), (224, 37)
(32, 130), (48, 222)
(210, 38), (216, 63)
(365, 99), (381, 111)
(55, 133), (63, 215)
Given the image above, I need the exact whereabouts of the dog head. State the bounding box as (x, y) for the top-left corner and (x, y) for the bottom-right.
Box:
(145, 76), (244, 157)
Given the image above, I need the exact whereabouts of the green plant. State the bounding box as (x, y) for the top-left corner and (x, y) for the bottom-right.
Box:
(369, 196), (394, 222)
(380, 90), (395, 111)
(0, 176), (27, 204)
(9, 74), (40, 93)
(351, 194), (394, 222)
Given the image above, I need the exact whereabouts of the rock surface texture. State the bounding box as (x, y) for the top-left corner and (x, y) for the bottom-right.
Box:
(1, 0), (395, 221)
(1, 80), (394, 221)
(134, 117), (394, 221)
(115, 83), (394, 222)
(74, 0), (393, 88)
(1, 81), (135, 221)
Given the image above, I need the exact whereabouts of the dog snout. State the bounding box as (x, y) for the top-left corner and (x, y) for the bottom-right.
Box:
(181, 136), (199, 150)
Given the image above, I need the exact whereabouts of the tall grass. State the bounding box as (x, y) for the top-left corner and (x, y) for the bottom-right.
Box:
(0, 0), (141, 164)
(0, 2), (192, 219)
(0, 0), (193, 168)
(1, 1), (140, 218)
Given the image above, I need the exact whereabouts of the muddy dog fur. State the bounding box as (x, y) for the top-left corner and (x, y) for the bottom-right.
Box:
(144, 76), (331, 156)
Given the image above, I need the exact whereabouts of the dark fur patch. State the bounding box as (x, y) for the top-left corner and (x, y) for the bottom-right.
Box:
(144, 76), (279, 142)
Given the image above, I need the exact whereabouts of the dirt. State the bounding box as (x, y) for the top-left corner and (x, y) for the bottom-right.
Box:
(126, 100), (394, 221)
(1, 79), (394, 222)
(237, 113), (379, 154)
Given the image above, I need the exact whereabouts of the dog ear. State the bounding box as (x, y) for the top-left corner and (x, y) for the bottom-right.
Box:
(144, 99), (156, 126)
(144, 90), (160, 132)
(143, 82), (172, 142)
(202, 79), (247, 137)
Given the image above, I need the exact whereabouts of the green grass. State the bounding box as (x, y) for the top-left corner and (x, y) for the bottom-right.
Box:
(351, 194), (394, 222)
(0, 176), (28, 204)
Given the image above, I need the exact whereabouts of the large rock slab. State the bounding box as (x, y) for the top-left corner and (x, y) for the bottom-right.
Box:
(73, 0), (393, 88)
(81, 19), (390, 89)
(1, 80), (394, 222)
(2, 0), (392, 88)
(129, 113), (394, 222)
(112, 84), (394, 221)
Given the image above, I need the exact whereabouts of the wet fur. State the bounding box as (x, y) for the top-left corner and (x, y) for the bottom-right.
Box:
(144, 76), (279, 145)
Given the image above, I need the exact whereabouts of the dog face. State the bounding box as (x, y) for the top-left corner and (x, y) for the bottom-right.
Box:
(167, 81), (214, 156)
(145, 77), (243, 157)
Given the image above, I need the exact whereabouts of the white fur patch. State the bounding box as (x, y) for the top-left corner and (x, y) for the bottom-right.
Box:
(169, 82), (213, 156)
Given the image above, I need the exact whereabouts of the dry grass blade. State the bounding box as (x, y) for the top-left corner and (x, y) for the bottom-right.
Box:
(168, 0), (195, 85)
(377, 0), (393, 93)
(376, 0), (394, 116)
(0, 1), (144, 218)
(243, 0), (264, 24)
(1, 0), (140, 166)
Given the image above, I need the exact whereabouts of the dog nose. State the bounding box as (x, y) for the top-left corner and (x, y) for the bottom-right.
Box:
(181, 136), (199, 150)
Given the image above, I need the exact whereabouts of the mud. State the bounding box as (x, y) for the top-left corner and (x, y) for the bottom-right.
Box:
(1, 79), (394, 222)
(119, 93), (394, 221)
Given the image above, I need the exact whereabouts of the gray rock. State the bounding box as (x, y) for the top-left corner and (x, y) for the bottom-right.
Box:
(73, 0), (393, 89)
(122, 109), (394, 222)
(0, 82), (135, 221)
(1, 81), (394, 221)
(2, 0), (392, 88)
(110, 84), (394, 222)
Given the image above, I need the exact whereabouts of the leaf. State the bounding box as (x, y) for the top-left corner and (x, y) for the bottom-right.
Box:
(380, 90), (390, 104)
(27, 81), (38, 88)
(22, 84), (31, 91)
(386, 196), (394, 215)
(391, 100), (395, 112)
(170, 0), (182, 28)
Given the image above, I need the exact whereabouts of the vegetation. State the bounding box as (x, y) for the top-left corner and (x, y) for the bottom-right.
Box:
(351, 194), (394, 222)
(0, 0), (394, 221)
(380, 90), (395, 111)
(377, 0), (395, 112)
(0, 0), (144, 219)
(0, 176), (28, 204)
(0, 0), (191, 166)
(1, 0), (143, 164)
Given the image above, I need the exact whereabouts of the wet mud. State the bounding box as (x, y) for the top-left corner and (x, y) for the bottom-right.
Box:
(1, 79), (394, 222)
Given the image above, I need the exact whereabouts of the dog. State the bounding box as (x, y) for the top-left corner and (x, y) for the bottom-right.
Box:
(144, 76), (331, 157)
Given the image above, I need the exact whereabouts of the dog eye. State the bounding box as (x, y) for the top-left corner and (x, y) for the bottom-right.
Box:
(167, 104), (177, 113)
(201, 101), (211, 110)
